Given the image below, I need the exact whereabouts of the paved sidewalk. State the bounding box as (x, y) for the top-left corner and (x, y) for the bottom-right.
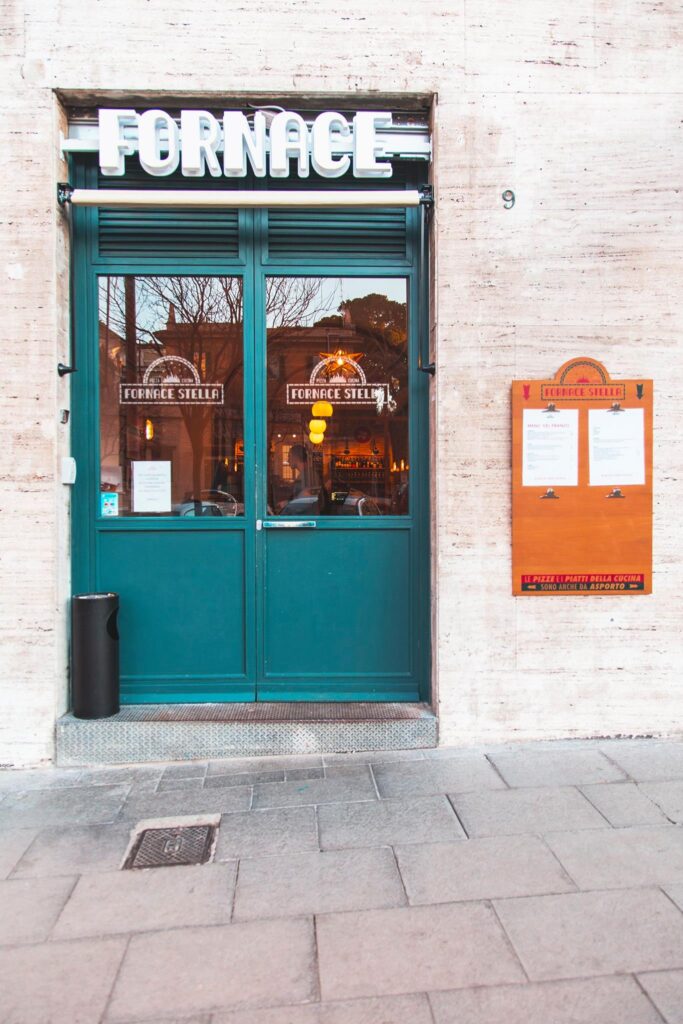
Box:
(1, 739), (683, 1023)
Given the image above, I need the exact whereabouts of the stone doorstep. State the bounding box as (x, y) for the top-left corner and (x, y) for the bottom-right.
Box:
(55, 702), (438, 766)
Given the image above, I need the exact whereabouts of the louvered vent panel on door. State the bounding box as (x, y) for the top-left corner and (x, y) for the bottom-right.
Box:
(267, 208), (408, 261)
(98, 209), (240, 258)
(97, 162), (241, 259)
(265, 163), (413, 262)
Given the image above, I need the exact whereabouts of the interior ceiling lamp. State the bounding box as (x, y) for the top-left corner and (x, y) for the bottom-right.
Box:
(309, 432), (325, 445)
(311, 401), (333, 418)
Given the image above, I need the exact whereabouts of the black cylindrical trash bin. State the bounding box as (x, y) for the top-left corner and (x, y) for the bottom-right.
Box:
(71, 593), (120, 719)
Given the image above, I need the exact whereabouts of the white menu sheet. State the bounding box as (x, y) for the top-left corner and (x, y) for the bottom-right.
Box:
(522, 409), (579, 487)
(589, 408), (645, 486)
(132, 461), (172, 513)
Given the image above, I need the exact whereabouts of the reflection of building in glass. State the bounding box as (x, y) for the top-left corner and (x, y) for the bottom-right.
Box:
(266, 287), (409, 515)
(99, 276), (408, 517)
(99, 276), (244, 514)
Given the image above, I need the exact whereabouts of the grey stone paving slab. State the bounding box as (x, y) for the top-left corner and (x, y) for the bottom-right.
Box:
(0, 768), (83, 792)
(252, 770), (377, 810)
(0, 828), (38, 879)
(423, 746), (488, 759)
(637, 970), (683, 1024)
(0, 936), (127, 1024)
(205, 770), (285, 789)
(396, 835), (575, 904)
(0, 876), (76, 945)
(487, 748), (626, 787)
(107, 919), (316, 1019)
(318, 795), (465, 850)
(214, 806), (318, 859)
(207, 755), (323, 776)
(286, 767), (324, 780)
(0, 784), (131, 828)
(450, 786), (607, 837)
(161, 762), (208, 780)
(600, 741), (683, 781)
(78, 766), (163, 788)
(639, 781), (683, 823)
(317, 903), (525, 1000)
(429, 976), (663, 1024)
(323, 765), (373, 780)
(580, 781), (671, 826)
(212, 993), (433, 1023)
(53, 862), (236, 939)
(372, 757), (506, 799)
(124, 774), (166, 795)
(118, 784), (251, 820)
(233, 847), (405, 920)
(156, 777), (205, 793)
(11, 823), (134, 878)
(545, 825), (683, 888)
(322, 749), (426, 766)
(493, 888), (683, 980)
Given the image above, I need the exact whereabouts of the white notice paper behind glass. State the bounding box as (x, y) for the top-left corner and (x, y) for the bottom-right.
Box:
(589, 408), (645, 486)
(132, 461), (172, 513)
(523, 409), (579, 487)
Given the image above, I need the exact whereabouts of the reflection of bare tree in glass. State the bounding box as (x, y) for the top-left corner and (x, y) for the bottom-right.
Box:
(102, 276), (244, 499)
(265, 278), (336, 460)
(98, 278), (128, 476)
(266, 278), (332, 335)
(102, 276), (334, 501)
(265, 279), (340, 436)
(332, 294), (407, 494)
(337, 293), (409, 491)
(144, 277), (244, 499)
(264, 280), (409, 509)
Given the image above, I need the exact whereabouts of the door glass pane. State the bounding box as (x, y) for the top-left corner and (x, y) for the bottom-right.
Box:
(99, 276), (244, 517)
(266, 278), (409, 516)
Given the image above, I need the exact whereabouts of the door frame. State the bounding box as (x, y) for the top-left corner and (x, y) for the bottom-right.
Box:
(69, 156), (432, 703)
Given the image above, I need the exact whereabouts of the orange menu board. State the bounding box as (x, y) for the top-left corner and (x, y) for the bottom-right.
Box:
(512, 357), (653, 596)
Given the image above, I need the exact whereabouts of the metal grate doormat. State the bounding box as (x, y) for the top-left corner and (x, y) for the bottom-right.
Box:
(123, 824), (216, 869)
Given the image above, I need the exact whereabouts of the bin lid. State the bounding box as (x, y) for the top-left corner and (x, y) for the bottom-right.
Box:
(72, 592), (118, 600)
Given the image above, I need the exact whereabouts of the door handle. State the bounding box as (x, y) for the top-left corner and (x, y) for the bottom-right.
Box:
(260, 520), (317, 529)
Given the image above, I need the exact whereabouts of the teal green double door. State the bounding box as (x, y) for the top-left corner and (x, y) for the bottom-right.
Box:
(71, 164), (430, 704)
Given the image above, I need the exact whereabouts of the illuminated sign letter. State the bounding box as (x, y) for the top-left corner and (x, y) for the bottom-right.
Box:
(181, 111), (222, 177)
(99, 109), (138, 176)
(353, 111), (393, 178)
(138, 110), (180, 176)
(311, 112), (351, 178)
(223, 111), (267, 177)
(269, 112), (310, 178)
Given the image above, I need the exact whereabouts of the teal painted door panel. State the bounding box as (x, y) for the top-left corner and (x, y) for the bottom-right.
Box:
(70, 161), (430, 706)
(260, 527), (417, 700)
(97, 529), (250, 702)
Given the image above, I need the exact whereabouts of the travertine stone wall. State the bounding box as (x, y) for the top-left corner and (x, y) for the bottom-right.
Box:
(1, 0), (681, 763)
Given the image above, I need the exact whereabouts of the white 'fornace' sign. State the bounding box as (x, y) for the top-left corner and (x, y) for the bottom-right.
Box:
(99, 109), (395, 180)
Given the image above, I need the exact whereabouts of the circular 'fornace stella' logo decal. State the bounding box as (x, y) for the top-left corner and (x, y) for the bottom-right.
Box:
(119, 354), (224, 405)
